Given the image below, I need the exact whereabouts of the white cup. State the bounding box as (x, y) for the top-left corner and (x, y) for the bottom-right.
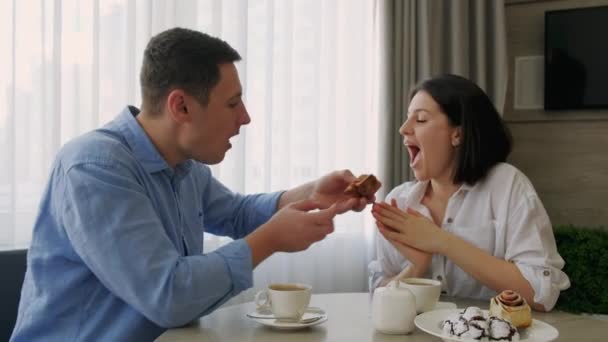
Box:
(399, 278), (441, 313)
(254, 283), (312, 320)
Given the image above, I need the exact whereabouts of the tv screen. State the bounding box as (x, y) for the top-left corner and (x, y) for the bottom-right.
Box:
(545, 6), (608, 110)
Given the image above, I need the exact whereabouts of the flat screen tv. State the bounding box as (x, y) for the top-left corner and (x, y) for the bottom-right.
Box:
(545, 6), (608, 110)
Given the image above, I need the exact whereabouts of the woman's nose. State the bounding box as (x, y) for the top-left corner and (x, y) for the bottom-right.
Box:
(399, 117), (412, 135)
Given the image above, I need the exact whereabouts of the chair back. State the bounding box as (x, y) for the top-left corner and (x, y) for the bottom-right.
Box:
(0, 249), (27, 341)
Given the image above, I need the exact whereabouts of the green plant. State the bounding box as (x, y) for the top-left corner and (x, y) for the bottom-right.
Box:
(553, 225), (608, 314)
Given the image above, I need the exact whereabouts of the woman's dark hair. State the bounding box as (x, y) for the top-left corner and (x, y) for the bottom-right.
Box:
(140, 27), (241, 113)
(410, 74), (512, 185)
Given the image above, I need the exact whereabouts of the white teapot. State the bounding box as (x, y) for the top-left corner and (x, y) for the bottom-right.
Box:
(371, 280), (417, 334)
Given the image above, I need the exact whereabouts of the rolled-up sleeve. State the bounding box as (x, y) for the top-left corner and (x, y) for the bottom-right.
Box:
(214, 239), (253, 294)
(506, 195), (570, 310)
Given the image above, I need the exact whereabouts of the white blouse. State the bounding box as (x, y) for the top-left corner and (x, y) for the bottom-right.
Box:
(368, 163), (570, 310)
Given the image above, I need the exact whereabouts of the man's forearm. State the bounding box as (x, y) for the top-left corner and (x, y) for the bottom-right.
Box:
(244, 227), (278, 268)
(276, 181), (315, 210)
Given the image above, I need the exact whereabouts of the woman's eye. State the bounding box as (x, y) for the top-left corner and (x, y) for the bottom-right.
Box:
(228, 102), (239, 108)
(416, 119), (427, 123)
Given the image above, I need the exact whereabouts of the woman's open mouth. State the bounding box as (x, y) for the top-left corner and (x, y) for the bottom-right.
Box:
(406, 144), (421, 167)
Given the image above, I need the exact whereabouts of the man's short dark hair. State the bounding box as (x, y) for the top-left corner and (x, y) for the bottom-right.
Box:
(140, 27), (241, 113)
(410, 74), (513, 185)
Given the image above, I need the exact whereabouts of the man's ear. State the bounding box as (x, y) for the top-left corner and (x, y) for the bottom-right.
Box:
(166, 89), (191, 124)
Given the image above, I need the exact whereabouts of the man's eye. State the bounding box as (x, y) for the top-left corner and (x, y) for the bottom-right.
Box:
(228, 102), (239, 108)
(416, 119), (427, 123)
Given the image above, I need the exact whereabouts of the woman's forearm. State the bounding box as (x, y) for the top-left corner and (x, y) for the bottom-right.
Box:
(440, 232), (545, 311)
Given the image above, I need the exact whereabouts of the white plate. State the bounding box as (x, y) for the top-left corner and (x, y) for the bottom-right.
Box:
(414, 308), (559, 342)
(247, 307), (328, 330)
(434, 301), (458, 310)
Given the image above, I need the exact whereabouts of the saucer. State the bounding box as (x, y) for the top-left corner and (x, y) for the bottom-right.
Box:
(247, 307), (328, 330)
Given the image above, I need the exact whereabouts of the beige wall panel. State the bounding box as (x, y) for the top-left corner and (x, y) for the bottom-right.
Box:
(508, 122), (608, 226)
(505, 0), (608, 226)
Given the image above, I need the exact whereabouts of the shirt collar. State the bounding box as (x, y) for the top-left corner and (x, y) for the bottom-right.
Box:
(397, 180), (473, 206)
(114, 106), (194, 177)
(398, 180), (428, 207)
(456, 182), (473, 195)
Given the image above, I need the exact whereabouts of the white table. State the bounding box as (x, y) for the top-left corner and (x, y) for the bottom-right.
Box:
(156, 292), (607, 341)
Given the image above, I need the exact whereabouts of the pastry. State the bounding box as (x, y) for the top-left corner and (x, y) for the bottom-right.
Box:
(441, 312), (463, 336)
(441, 315), (472, 339)
(344, 174), (381, 197)
(462, 307), (488, 340)
(461, 306), (485, 322)
(488, 316), (520, 341)
(489, 290), (532, 328)
(466, 317), (488, 340)
(441, 306), (521, 341)
(442, 308), (488, 341)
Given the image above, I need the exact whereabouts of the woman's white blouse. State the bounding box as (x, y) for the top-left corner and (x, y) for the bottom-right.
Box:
(368, 163), (570, 310)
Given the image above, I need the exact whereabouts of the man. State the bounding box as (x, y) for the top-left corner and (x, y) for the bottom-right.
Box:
(11, 28), (372, 341)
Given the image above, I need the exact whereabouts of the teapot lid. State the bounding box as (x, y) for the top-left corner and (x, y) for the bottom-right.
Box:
(375, 280), (414, 297)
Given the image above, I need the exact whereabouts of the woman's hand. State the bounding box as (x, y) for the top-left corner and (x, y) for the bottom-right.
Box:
(374, 199), (432, 274)
(372, 200), (448, 254)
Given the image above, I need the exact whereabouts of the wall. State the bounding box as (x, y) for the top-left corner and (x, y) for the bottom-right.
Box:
(504, 0), (608, 226)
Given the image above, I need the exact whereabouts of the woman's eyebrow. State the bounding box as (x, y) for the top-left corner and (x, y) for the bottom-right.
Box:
(406, 108), (430, 116)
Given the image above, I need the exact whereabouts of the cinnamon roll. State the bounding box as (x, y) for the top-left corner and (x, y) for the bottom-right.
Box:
(489, 290), (532, 328)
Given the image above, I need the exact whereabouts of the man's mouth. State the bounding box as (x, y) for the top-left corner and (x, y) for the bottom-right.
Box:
(228, 132), (239, 147)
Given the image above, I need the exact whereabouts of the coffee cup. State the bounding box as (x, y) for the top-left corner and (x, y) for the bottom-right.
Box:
(399, 278), (441, 313)
(254, 283), (312, 320)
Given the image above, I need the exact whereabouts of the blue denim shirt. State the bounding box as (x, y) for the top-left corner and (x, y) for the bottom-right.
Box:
(11, 106), (281, 341)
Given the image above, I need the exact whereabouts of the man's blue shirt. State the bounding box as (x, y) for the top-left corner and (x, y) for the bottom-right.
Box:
(11, 106), (281, 341)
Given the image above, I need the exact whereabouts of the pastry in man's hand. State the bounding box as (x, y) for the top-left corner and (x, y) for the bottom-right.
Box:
(489, 290), (532, 328)
(344, 174), (381, 197)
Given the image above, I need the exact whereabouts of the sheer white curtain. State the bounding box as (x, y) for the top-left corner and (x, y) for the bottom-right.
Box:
(0, 0), (384, 299)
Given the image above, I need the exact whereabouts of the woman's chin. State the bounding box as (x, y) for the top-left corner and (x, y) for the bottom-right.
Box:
(411, 170), (428, 181)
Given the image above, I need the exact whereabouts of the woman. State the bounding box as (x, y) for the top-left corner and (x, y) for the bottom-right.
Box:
(368, 74), (569, 311)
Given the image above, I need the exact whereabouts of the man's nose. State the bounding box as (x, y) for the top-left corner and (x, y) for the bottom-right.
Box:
(240, 108), (251, 125)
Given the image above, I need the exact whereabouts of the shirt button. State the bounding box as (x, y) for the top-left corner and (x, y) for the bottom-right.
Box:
(543, 270), (550, 276)
(446, 218), (453, 223)
(436, 275), (443, 281)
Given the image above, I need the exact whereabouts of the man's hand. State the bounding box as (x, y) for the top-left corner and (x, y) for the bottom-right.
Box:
(266, 199), (338, 252)
(245, 199), (339, 267)
(277, 169), (375, 213)
(310, 170), (375, 212)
